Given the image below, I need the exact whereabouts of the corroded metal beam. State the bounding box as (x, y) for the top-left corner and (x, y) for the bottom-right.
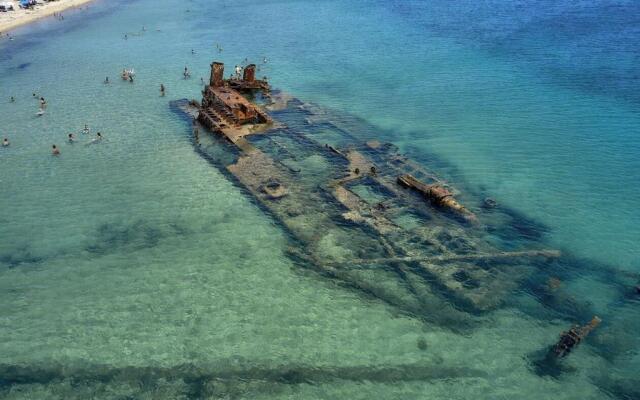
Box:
(330, 249), (561, 267)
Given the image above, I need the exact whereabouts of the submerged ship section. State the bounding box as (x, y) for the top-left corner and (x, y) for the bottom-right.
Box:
(177, 60), (563, 328)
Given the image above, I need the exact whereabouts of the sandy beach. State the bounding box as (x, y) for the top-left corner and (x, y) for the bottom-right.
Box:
(0, 0), (94, 33)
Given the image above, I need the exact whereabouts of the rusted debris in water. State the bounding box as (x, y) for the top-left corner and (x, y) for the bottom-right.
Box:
(531, 316), (602, 376)
(174, 58), (563, 319)
(326, 143), (344, 156)
(546, 276), (562, 291)
(230, 64), (270, 92)
(482, 197), (498, 209)
(332, 249), (560, 268)
(398, 174), (476, 221)
(553, 316), (602, 357)
(198, 62), (272, 143)
(261, 178), (288, 199)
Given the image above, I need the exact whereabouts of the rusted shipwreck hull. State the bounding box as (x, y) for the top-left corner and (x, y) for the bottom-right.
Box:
(173, 61), (560, 323)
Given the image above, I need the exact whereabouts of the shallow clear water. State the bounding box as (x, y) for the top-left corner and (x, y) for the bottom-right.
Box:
(0, 0), (639, 398)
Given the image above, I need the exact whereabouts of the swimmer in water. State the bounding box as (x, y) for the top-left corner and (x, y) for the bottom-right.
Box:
(87, 132), (103, 145)
(2, 138), (9, 147)
(10, 96), (15, 102)
(68, 133), (75, 143)
(129, 75), (134, 83)
(52, 144), (60, 155)
(104, 76), (109, 84)
(82, 124), (90, 134)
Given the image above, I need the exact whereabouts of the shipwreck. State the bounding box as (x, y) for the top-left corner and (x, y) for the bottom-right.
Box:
(173, 60), (564, 329)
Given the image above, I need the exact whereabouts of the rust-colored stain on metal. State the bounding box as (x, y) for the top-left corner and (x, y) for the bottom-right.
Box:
(198, 62), (272, 143)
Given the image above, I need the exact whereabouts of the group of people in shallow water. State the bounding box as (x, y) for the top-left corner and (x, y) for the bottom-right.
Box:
(120, 69), (135, 83)
(106, 64), (189, 89)
(231, 57), (268, 80)
(8, 93), (50, 115)
(52, 126), (103, 155)
(55, 125), (103, 154)
(2, 116), (103, 156)
(5, 52), (267, 156)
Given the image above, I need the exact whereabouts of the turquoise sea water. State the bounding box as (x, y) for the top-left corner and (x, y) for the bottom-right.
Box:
(1, 0), (639, 398)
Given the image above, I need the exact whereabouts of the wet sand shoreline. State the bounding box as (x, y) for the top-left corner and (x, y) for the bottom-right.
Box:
(0, 0), (95, 33)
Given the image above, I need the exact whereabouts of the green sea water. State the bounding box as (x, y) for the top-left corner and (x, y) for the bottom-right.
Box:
(1, 0), (639, 398)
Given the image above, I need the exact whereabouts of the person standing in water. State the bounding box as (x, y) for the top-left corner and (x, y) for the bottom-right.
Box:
(82, 124), (90, 134)
(183, 66), (190, 79)
(68, 133), (75, 143)
(10, 96), (15, 102)
(52, 145), (60, 155)
(160, 84), (165, 96)
(104, 77), (109, 84)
